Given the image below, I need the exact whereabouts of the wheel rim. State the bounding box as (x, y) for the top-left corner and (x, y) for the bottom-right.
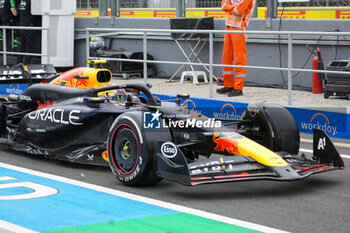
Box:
(110, 125), (139, 175)
(120, 140), (131, 160)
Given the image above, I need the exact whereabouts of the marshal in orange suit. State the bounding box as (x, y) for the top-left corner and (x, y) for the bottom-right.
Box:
(217, 0), (256, 97)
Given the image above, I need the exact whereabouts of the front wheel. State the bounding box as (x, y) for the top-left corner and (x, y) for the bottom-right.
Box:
(112, 126), (139, 176)
(239, 101), (300, 154)
(107, 112), (163, 186)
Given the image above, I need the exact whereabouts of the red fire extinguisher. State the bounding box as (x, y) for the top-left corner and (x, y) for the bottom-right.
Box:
(312, 48), (324, 94)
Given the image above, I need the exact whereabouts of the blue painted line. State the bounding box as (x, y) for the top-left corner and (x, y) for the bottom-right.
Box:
(0, 167), (178, 232)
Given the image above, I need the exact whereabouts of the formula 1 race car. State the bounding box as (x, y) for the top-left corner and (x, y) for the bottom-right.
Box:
(0, 64), (345, 186)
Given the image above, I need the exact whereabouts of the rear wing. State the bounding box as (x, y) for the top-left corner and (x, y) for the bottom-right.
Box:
(0, 64), (58, 85)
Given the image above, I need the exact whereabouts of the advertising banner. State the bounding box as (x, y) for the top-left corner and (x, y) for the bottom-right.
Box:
(154, 94), (350, 140)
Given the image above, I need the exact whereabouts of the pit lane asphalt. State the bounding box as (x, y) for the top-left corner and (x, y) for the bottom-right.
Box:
(1, 135), (349, 233)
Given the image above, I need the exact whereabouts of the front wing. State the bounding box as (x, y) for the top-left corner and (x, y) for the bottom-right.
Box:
(156, 129), (344, 186)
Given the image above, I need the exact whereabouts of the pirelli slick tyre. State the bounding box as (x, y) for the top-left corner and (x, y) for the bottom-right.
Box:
(107, 112), (171, 186)
(263, 103), (300, 154)
(240, 101), (300, 154)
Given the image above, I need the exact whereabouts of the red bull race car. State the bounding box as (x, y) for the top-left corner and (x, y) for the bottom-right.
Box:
(0, 62), (344, 186)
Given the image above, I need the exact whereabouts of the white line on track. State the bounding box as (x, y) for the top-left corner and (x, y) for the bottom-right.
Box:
(0, 162), (288, 233)
(0, 220), (38, 233)
(300, 148), (350, 159)
(0, 176), (17, 181)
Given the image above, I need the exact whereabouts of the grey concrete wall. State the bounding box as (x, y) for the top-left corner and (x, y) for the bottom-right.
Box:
(74, 17), (350, 88)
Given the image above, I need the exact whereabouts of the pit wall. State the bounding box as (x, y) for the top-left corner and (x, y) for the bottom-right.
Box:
(74, 17), (350, 89)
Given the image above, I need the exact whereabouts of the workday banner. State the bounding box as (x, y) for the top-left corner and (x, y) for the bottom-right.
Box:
(287, 107), (349, 139)
(154, 94), (350, 140)
(0, 84), (26, 96)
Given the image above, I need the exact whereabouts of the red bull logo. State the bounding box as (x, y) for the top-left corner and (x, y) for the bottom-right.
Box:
(37, 100), (56, 109)
(213, 131), (239, 154)
(63, 78), (89, 88)
(102, 151), (109, 162)
(50, 68), (93, 88)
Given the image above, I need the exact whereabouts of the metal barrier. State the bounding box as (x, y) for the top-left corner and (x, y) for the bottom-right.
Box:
(86, 28), (350, 105)
(0, 26), (49, 65)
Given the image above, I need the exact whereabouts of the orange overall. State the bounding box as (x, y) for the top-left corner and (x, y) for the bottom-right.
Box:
(221, 0), (255, 90)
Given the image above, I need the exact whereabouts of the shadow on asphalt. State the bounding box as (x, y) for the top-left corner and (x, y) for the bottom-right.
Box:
(165, 177), (342, 200)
